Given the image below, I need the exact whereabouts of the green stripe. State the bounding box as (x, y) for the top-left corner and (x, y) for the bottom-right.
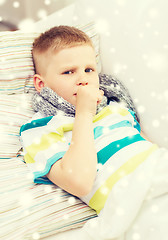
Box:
(20, 116), (53, 134)
(94, 120), (132, 140)
(97, 134), (145, 165)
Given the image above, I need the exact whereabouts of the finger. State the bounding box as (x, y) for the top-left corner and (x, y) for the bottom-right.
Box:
(97, 93), (103, 105)
(99, 89), (104, 96)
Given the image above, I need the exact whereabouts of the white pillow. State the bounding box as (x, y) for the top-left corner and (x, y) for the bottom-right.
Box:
(0, 32), (39, 94)
(73, 0), (168, 148)
(0, 93), (34, 158)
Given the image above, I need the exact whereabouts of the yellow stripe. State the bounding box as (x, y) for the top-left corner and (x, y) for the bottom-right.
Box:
(93, 106), (129, 123)
(56, 123), (73, 136)
(25, 133), (65, 163)
(24, 153), (35, 164)
(89, 144), (158, 214)
(24, 123), (73, 163)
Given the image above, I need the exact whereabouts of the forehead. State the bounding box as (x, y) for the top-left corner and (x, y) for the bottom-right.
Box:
(51, 45), (96, 64)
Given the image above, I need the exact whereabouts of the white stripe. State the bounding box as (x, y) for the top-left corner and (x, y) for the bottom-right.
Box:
(95, 126), (140, 152)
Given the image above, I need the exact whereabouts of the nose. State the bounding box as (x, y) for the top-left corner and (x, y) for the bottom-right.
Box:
(76, 75), (88, 86)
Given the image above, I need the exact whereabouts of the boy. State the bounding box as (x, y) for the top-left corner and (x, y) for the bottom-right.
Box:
(32, 25), (104, 197)
(20, 26), (168, 226)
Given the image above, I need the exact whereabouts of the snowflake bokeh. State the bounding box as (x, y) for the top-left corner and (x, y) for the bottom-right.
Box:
(44, 0), (51, 6)
(115, 207), (125, 216)
(13, 1), (20, 8)
(19, 192), (34, 208)
(1, 1), (168, 239)
(32, 232), (40, 240)
(132, 232), (141, 240)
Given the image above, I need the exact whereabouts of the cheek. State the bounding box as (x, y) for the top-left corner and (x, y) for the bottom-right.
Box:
(46, 78), (63, 94)
(93, 74), (100, 87)
(53, 83), (72, 100)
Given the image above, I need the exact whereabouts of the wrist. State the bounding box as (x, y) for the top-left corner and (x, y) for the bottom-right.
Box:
(75, 108), (94, 120)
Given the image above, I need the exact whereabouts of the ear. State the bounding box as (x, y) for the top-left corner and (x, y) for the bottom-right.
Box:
(33, 74), (45, 92)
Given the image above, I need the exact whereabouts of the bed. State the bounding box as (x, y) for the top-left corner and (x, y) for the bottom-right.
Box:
(1, 0), (168, 239)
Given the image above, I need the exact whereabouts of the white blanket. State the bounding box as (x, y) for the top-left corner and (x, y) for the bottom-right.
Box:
(57, 147), (168, 240)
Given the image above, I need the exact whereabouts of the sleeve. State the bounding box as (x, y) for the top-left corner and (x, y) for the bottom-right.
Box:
(20, 116), (70, 184)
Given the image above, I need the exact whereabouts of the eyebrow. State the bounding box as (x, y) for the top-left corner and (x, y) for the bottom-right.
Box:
(60, 65), (78, 71)
(60, 63), (96, 71)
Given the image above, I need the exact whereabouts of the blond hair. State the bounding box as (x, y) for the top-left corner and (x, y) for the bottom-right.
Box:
(32, 25), (93, 74)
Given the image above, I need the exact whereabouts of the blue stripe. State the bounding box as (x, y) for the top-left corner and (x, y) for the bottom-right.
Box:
(128, 109), (141, 132)
(0, 87), (24, 91)
(34, 177), (53, 184)
(20, 116), (53, 134)
(33, 151), (66, 184)
(97, 134), (146, 165)
(94, 120), (132, 139)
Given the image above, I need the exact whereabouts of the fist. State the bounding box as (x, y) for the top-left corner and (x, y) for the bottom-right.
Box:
(76, 85), (104, 116)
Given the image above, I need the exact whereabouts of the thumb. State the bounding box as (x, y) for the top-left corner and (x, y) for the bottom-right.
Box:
(97, 90), (104, 104)
(99, 89), (104, 96)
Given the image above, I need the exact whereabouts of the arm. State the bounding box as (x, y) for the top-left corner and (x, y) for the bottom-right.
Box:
(47, 86), (103, 197)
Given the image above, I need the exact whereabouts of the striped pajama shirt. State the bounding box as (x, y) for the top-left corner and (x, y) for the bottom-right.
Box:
(20, 102), (158, 214)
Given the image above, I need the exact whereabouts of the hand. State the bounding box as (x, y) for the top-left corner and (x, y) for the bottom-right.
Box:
(76, 85), (104, 116)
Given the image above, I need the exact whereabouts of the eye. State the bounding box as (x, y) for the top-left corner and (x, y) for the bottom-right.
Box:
(63, 70), (73, 74)
(85, 68), (94, 73)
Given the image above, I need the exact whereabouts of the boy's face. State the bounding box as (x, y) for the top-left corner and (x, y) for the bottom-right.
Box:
(34, 45), (99, 106)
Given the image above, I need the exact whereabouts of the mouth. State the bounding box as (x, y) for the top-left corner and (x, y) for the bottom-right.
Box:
(73, 93), (77, 96)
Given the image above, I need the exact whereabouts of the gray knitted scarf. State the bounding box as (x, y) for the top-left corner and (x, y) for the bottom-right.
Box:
(32, 73), (140, 122)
